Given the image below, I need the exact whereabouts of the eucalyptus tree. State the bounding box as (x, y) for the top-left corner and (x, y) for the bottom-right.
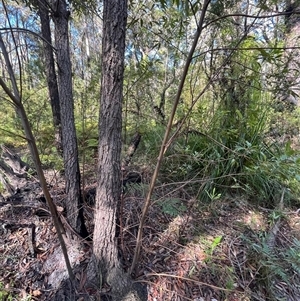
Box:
(6, 0), (88, 236)
(281, 0), (300, 105)
(88, 0), (134, 298)
(0, 10), (74, 283)
(46, 0), (88, 236)
(36, 0), (62, 153)
(0, 2), (41, 140)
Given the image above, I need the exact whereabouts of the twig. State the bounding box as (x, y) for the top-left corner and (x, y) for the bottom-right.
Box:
(138, 272), (235, 292)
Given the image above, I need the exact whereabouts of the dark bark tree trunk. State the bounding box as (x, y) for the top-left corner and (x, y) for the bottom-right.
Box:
(90, 0), (139, 298)
(282, 0), (300, 105)
(50, 0), (87, 237)
(37, 0), (63, 154)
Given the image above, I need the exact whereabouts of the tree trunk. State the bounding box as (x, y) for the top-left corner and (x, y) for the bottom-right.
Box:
(281, 0), (300, 105)
(37, 0), (63, 154)
(50, 0), (87, 237)
(90, 0), (136, 298)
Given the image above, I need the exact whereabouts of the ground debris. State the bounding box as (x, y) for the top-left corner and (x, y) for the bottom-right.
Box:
(1, 145), (300, 300)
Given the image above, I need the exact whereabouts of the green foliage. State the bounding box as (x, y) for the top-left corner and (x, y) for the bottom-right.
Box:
(205, 187), (221, 202)
(162, 103), (300, 205)
(76, 119), (99, 163)
(0, 182), (5, 194)
(268, 210), (285, 224)
(243, 232), (300, 299)
(158, 20), (300, 206)
(0, 105), (26, 147)
(158, 197), (187, 216)
(0, 282), (14, 301)
(1, 1), (300, 300)
(40, 152), (64, 170)
(208, 235), (223, 256)
(3, 0), (300, 207)
(134, 125), (165, 160)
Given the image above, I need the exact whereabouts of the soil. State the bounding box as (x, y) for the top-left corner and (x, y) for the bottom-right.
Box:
(1, 147), (300, 301)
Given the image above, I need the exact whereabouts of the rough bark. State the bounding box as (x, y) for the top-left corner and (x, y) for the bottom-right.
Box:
(89, 0), (145, 299)
(281, 0), (300, 105)
(37, 0), (63, 154)
(50, 0), (87, 237)
(122, 132), (141, 168)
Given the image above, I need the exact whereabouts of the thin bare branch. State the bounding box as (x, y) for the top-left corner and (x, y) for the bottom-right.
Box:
(203, 10), (300, 30)
(2, 0), (23, 99)
(130, 0), (212, 274)
(0, 31), (75, 283)
(0, 77), (20, 106)
(0, 27), (56, 50)
(193, 46), (300, 59)
(0, 126), (29, 142)
(140, 272), (235, 292)
(165, 11), (263, 150)
(0, 32), (20, 101)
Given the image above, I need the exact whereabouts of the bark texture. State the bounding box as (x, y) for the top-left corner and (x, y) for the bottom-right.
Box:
(91, 0), (140, 299)
(37, 0), (63, 153)
(281, 0), (300, 105)
(51, 0), (87, 236)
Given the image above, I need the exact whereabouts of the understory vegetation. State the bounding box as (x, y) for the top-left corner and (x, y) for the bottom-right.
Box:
(1, 0), (300, 300)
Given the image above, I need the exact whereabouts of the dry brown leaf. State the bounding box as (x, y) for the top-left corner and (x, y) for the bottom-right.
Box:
(20, 289), (27, 299)
(56, 206), (64, 212)
(32, 289), (42, 297)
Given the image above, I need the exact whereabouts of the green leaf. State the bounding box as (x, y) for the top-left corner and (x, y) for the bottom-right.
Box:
(159, 198), (187, 216)
(212, 235), (223, 249)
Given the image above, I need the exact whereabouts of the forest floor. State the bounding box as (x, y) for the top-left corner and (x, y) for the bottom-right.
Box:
(1, 148), (300, 301)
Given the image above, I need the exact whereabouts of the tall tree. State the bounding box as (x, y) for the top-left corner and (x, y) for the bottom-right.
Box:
(50, 0), (87, 236)
(14, 0), (87, 236)
(282, 0), (300, 105)
(89, 0), (136, 299)
(37, 0), (63, 153)
(0, 27), (74, 285)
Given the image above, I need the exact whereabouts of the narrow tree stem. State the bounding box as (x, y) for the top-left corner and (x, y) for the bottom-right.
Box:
(130, 0), (212, 274)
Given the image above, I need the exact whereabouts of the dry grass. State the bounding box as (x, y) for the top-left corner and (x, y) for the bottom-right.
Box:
(1, 174), (300, 300)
